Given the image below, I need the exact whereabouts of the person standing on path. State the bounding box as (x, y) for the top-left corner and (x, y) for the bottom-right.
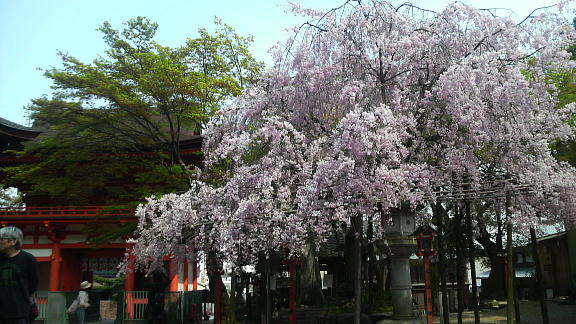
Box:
(0, 226), (38, 324)
(76, 281), (92, 324)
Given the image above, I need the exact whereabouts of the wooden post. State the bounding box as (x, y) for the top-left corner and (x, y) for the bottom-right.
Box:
(465, 199), (480, 324)
(265, 257), (272, 324)
(353, 215), (362, 324)
(192, 257), (198, 290)
(505, 194), (516, 324)
(368, 215), (375, 305)
(530, 227), (549, 324)
(289, 259), (297, 324)
(424, 253), (433, 324)
(49, 242), (61, 291)
(215, 272), (222, 324)
(506, 221), (515, 324)
(455, 204), (465, 324)
(435, 202), (450, 324)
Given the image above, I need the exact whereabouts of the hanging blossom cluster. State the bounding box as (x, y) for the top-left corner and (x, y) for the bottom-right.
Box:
(133, 0), (576, 267)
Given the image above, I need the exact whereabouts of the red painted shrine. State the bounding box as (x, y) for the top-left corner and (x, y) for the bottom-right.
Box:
(0, 117), (203, 294)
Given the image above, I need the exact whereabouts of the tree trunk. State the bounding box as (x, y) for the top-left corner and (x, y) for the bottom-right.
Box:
(482, 253), (506, 300)
(297, 238), (324, 306)
(209, 272), (229, 324)
(475, 203), (506, 300)
(434, 201), (450, 324)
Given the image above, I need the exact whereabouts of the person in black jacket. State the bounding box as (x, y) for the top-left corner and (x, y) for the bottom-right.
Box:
(0, 226), (38, 324)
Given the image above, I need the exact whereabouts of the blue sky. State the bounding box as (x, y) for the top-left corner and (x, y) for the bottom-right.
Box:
(0, 0), (565, 126)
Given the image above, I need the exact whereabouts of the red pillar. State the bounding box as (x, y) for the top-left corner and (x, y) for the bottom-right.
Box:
(49, 243), (61, 291)
(289, 259), (297, 324)
(192, 257), (198, 290)
(169, 258), (179, 292)
(424, 254), (433, 324)
(124, 246), (135, 291)
(124, 245), (136, 320)
(183, 262), (189, 291)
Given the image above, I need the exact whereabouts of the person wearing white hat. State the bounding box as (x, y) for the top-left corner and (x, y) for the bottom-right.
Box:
(0, 226), (38, 324)
(75, 281), (92, 324)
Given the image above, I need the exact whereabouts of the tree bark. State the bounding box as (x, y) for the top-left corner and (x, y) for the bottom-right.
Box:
(296, 238), (324, 306)
(475, 205), (506, 300)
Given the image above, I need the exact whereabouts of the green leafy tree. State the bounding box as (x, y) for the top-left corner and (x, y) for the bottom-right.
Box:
(3, 17), (262, 244)
(4, 17), (262, 206)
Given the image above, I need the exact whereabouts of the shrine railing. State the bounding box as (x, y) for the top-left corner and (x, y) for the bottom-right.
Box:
(0, 206), (135, 219)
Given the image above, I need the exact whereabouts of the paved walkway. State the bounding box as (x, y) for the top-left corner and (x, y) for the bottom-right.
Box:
(433, 299), (576, 324)
(82, 299), (576, 323)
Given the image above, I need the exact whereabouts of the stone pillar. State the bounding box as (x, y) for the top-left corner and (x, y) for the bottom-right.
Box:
(389, 239), (417, 319)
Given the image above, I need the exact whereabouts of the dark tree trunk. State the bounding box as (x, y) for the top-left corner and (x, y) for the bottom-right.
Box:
(208, 272), (229, 324)
(207, 255), (230, 324)
(297, 238), (324, 306)
(475, 203), (506, 300)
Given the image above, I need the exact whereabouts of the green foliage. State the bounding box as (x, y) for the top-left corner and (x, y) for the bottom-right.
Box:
(550, 68), (576, 166)
(4, 16), (262, 206)
(3, 17), (262, 252)
(93, 275), (125, 298)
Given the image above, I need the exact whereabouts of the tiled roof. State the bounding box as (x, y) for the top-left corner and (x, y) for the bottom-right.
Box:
(0, 116), (36, 131)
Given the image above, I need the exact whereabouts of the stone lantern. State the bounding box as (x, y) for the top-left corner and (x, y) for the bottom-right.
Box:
(383, 203), (419, 321)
